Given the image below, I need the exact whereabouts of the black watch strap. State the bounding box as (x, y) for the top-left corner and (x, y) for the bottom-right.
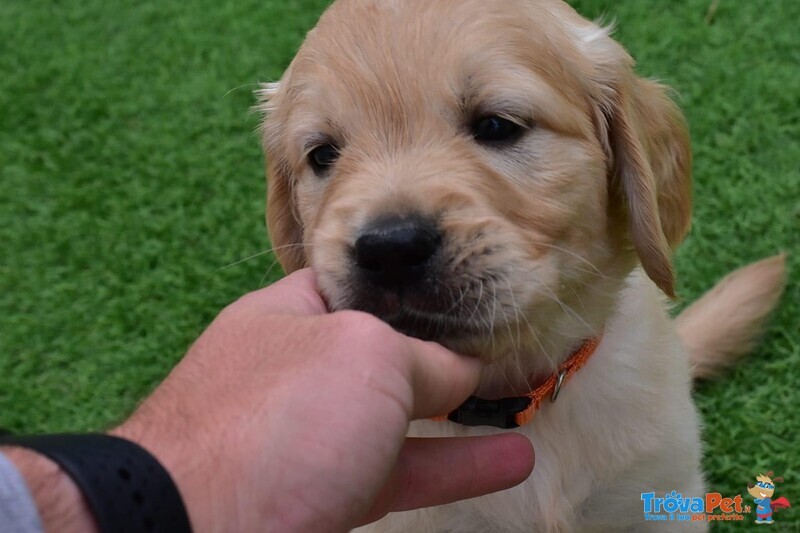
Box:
(0, 433), (193, 533)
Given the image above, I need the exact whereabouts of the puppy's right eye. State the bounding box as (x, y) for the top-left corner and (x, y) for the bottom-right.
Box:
(308, 144), (340, 175)
(471, 115), (524, 145)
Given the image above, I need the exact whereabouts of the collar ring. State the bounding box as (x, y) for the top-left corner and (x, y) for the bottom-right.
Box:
(550, 369), (568, 403)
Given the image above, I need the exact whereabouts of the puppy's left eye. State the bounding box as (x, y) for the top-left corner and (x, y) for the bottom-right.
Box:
(471, 116), (524, 145)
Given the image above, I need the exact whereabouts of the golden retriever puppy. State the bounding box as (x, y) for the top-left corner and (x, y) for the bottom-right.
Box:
(259, 0), (786, 530)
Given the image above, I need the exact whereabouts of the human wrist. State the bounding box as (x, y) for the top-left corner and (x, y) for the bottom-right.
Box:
(110, 415), (227, 532)
(1, 445), (99, 533)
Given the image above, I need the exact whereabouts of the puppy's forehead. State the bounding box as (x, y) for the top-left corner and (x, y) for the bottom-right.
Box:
(283, 0), (591, 138)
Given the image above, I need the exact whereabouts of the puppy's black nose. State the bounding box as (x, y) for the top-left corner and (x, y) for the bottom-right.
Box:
(355, 215), (441, 287)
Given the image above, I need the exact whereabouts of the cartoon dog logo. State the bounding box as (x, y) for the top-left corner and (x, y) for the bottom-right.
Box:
(747, 472), (791, 524)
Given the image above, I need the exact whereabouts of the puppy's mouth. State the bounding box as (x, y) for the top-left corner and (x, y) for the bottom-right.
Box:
(346, 283), (490, 344)
(383, 308), (485, 343)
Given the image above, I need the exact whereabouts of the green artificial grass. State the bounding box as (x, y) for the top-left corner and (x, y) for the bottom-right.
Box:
(1, 0), (797, 529)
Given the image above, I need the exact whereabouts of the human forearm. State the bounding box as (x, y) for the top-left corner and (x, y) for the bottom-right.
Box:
(1, 446), (99, 533)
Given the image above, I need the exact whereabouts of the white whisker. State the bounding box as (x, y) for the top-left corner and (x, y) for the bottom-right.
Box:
(223, 82), (261, 99)
(216, 243), (310, 271)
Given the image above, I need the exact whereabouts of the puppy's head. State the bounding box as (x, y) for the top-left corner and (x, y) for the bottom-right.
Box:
(260, 0), (691, 366)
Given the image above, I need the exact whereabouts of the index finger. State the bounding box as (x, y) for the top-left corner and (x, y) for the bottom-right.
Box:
(235, 268), (329, 316)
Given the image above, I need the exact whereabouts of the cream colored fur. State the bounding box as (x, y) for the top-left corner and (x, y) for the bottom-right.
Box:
(678, 254), (787, 379)
(258, 0), (787, 530)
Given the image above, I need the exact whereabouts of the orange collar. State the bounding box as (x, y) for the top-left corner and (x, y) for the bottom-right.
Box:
(433, 336), (602, 429)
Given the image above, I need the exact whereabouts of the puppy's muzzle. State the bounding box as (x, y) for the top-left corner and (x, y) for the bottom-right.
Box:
(354, 214), (441, 290)
(345, 213), (477, 343)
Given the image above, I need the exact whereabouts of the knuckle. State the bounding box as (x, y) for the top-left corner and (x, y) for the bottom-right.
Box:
(216, 296), (254, 324)
(214, 293), (272, 333)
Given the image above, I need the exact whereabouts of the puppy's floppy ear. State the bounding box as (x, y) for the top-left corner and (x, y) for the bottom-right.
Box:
(576, 25), (692, 297)
(258, 81), (307, 273)
(265, 155), (307, 273)
(603, 75), (692, 297)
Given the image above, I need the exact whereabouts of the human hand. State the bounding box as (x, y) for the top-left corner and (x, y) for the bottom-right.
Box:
(112, 269), (535, 532)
